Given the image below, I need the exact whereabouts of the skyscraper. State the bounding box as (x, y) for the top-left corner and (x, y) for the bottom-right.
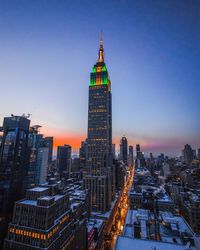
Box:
(128, 145), (134, 167)
(44, 136), (53, 163)
(182, 144), (193, 164)
(57, 145), (71, 179)
(120, 136), (128, 165)
(83, 33), (112, 212)
(136, 144), (141, 159)
(0, 115), (30, 245)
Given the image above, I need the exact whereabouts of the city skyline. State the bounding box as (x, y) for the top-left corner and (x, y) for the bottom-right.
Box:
(0, 0), (200, 156)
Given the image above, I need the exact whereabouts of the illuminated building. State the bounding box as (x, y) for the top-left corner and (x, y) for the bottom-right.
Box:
(83, 33), (113, 212)
(0, 115), (30, 246)
(57, 144), (71, 179)
(120, 136), (128, 165)
(4, 182), (87, 250)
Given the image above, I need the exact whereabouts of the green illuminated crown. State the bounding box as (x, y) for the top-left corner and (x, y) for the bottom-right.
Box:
(90, 33), (111, 88)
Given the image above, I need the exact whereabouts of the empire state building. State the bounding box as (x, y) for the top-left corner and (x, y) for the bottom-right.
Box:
(83, 34), (113, 212)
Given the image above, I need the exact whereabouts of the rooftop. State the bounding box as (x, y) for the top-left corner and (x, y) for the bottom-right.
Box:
(115, 237), (196, 250)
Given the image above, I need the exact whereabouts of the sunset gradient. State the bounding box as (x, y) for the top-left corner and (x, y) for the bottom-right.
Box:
(0, 0), (199, 156)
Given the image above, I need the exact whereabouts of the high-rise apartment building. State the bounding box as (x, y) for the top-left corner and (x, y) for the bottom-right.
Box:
(120, 136), (128, 165)
(83, 34), (113, 212)
(0, 115), (30, 245)
(57, 145), (71, 179)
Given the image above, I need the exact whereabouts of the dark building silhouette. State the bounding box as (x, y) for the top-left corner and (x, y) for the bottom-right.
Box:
(182, 144), (193, 164)
(44, 136), (53, 163)
(128, 145), (134, 167)
(112, 144), (116, 159)
(0, 115), (30, 245)
(79, 140), (87, 169)
(57, 145), (71, 179)
(28, 125), (49, 188)
(136, 144), (141, 159)
(120, 136), (128, 165)
(83, 33), (113, 212)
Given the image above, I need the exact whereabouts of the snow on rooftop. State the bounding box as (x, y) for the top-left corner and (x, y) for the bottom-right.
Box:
(29, 187), (49, 192)
(115, 237), (192, 250)
(19, 200), (37, 206)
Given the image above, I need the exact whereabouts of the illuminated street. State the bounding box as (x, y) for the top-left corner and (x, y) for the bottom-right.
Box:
(104, 165), (134, 250)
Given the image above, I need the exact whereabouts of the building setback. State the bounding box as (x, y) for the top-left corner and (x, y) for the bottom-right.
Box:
(83, 33), (113, 212)
(4, 182), (87, 250)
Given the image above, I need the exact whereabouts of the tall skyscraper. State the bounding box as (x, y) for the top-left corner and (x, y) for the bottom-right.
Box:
(136, 144), (141, 159)
(28, 125), (49, 188)
(0, 115), (30, 245)
(128, 145), (134, 167)
(83, 34), (113, 212)
(44, 136), (53, 163)
(120, 136), (128, 165)
(57, 145), (71, 179)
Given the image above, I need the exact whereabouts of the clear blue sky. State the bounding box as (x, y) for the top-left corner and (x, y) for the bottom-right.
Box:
(0, 0), (199, 156)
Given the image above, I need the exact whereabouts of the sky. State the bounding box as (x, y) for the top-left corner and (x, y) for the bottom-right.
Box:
(0, 0), (199, 156)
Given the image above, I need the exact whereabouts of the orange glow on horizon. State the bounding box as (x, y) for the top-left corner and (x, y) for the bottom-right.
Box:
(53, 135), (86, 149)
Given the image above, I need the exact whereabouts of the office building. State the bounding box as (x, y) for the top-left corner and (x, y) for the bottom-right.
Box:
(83, 34), (113, 212)
(57, 145), (71, 179)
(120, 136), (128, 165)
(136, 144), (141, 159)
(182, 144), (193, 164)
(128, 145), (134, 167)
(44, 137), (53, 163)
(0, 115), (30, 245)
(4, 182), (87, 250)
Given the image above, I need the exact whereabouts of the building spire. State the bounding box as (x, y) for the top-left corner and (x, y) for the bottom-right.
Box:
(98, 31), (104, 62)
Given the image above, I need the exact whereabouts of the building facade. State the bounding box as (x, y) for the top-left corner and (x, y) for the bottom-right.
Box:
(0, 115), (30, 245)
(57, 145), (71, 179)
(83, 34), (113, 212)
(4, 182), (87, 250)
(120, 137), (128, 165)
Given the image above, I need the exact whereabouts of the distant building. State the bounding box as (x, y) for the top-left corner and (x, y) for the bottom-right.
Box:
(0, 115), (30, 245)
(198, 148), (200, 159)
(136, 144), (141, 159)
(120, 137), (128, 165)
(57, 145), (71, 179)
(4, 182), (87, 249)
(28, 126), (49, 187)
(112, 144), (116, 159)
(128, 145), (134, 167)
(44, 137), (53, 163)
(182, 144), (193, 164)
(79, 140), (87, 169)
(115, 160), (126, 190)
